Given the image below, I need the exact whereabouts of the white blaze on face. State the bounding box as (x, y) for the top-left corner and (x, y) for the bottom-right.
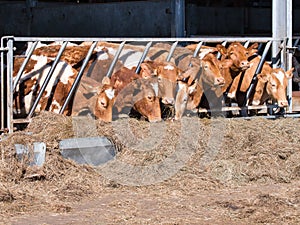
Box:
(105, 88), (115, 100)
(274, 70), (285, 86)
(164, 64), (174, 70)
(151, 82), (159, 96)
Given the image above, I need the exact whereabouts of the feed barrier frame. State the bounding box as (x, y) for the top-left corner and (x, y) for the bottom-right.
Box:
(0, 36), (295, 133)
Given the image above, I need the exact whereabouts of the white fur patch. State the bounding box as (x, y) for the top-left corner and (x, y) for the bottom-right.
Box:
(151, 82), (159, 96)
(198, 49), (214, 59)
(164, 64), (174, 70)
(105, 89), (115, 99)
(50, 100), (61, 114)
(274, 70), (285, 85)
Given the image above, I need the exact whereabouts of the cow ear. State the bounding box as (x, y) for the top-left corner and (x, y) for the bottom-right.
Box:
(257, 73), (268, 83)
(216, 44), (227, 55)
(102, 76), (111, 85)
(221, 59), (233, 68)
(285, 67), (294, 79)
(248, 43), (259, 55)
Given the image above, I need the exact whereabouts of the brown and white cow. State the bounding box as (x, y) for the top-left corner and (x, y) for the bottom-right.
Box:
(226, 55), (294, 108)
(13, 55), (78, 116)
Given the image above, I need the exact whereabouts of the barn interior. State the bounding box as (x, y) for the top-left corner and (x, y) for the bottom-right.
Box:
(0, 0), (299, 37)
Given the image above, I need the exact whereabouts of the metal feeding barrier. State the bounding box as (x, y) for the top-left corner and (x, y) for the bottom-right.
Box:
(0, 36), (298, 133)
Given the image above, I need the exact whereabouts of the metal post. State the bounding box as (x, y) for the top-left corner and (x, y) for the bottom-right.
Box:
(173, 0), (185, 37)
(135, 41), (152, 74)
(6, 38), (14, 133)
(0, 38), (5, 130)
(105, 41), (126, 78)
(27, 41), (69, 118)
(286, 0), (293, 113)
(272, 0), (286, 69)
(59, 41), (98, 114)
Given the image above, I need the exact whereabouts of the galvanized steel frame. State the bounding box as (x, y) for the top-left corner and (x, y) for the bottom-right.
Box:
(0, 36), (294, 133)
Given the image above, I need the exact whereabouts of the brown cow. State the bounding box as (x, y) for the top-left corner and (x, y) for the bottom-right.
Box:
(94, 67), (161, 122)
(94, 77), (116, 122)
(140, 60), (182, 105)
(175, 54), (232, 120)
(226, 55), (294, 108)
(251, 67), (294, 107)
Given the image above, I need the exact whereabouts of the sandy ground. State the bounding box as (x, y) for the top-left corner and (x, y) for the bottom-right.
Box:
(0, 112), (299, 224)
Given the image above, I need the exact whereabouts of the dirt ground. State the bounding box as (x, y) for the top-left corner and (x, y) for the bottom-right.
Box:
(0, 112), (299, 225)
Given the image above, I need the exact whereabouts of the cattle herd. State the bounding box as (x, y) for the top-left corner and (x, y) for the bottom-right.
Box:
(12, 40), (294, 123)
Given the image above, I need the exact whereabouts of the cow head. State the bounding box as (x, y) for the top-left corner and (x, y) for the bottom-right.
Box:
(94, 77), (116, 122)
(217, 42), (258, 72)
(153, 62), (182, 105)
(252, 67), (294, 107)
(132, 78), (162, 122)
(200, 53), (226, 88)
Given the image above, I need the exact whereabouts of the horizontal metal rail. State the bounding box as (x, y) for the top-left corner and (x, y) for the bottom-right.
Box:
(12, 37), (276, 43)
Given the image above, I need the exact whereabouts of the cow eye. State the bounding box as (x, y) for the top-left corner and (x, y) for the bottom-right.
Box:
(147, 95), (153, 100)
(157, 77), (162, 82)
(204, 65), (209, 70)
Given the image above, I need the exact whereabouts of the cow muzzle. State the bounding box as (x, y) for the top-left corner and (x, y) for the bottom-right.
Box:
(240, 60), (250, 70)
(278, 100), (289, 107)
(214, 77), (225, 86)
(162, 97), (175, 105)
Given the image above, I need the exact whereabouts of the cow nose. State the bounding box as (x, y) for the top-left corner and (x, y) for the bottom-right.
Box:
(162, 97), (174, 105)
(240, 60), (250, 69)
(278, 100), (288, 107)
(100, 100), (107, 108)
(215, 77), (225, 86)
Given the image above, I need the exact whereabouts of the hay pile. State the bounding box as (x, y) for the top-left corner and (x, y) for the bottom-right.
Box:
(0, 111), (299, 223)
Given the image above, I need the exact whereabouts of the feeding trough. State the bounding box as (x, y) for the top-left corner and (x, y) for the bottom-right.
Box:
(59, 136), (116, 166)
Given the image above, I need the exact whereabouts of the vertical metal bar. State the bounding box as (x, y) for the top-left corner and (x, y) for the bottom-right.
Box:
(13, 41), (38, 91)
(174, 0), (185, 37)
(166, 41), (178, 62)
(272, 0), (286, 69)
(59, 41), (98, 114)
(243, 41), (272, 107)
(0, 39), (5, 130)
(293, 38), (299, 47)
(286, 0), (293, 113)
(27, 41), (69, 118)
(243, 40), (250, 48)
(135, 41), (152, 74)
(6, 38), (14, 133)
(105, 41), (126, 78)
(188, 41), (203, 67)
(192, 41), (203, 58)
